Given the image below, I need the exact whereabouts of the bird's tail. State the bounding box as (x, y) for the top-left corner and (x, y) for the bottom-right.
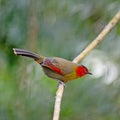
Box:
(13, 48), (44, 64)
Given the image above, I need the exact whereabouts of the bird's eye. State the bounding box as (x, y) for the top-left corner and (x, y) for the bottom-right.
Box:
(82, 66), (88, 74)
(84, 68), (88, 73)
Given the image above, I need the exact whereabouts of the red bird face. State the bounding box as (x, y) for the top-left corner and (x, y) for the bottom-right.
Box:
(76, 65), (92, 77)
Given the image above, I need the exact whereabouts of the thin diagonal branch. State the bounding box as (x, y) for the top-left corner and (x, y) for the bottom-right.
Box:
(53, 11), (120, 120)
(73, 10), (120, 63)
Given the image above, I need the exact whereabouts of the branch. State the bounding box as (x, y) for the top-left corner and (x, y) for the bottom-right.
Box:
(73, 11), (120, 63)
(53, 11), (120, 120)
(53, 84), (64, 120)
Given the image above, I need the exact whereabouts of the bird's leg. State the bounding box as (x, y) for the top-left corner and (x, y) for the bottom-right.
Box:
(56, 80), (65, 95)
(57, 80), (66, 87)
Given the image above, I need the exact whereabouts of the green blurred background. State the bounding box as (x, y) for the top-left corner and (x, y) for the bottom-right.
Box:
(0, 0), (120, 120)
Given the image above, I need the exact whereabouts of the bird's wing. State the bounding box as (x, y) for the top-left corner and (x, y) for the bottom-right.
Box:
(41, 57), (76, 75)
(41, 58), (64, 75)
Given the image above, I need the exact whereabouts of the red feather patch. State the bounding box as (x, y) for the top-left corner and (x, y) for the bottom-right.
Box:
(42, 59), (63, 75)
(76, 66), (85, 77)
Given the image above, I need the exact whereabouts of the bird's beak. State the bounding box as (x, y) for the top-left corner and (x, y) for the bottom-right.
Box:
(88, 72), (92, 75)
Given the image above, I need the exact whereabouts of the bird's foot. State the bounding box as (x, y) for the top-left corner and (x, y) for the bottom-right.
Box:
(57, 80), (66, 87)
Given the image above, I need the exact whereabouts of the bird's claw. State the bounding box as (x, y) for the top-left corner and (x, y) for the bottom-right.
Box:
(58, 80), (66, 87)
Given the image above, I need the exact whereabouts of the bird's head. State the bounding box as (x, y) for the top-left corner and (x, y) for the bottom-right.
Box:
(76, 65), (92, 77)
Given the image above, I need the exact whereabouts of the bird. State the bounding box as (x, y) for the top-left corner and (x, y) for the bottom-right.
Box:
(13, 48), (92, 84)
